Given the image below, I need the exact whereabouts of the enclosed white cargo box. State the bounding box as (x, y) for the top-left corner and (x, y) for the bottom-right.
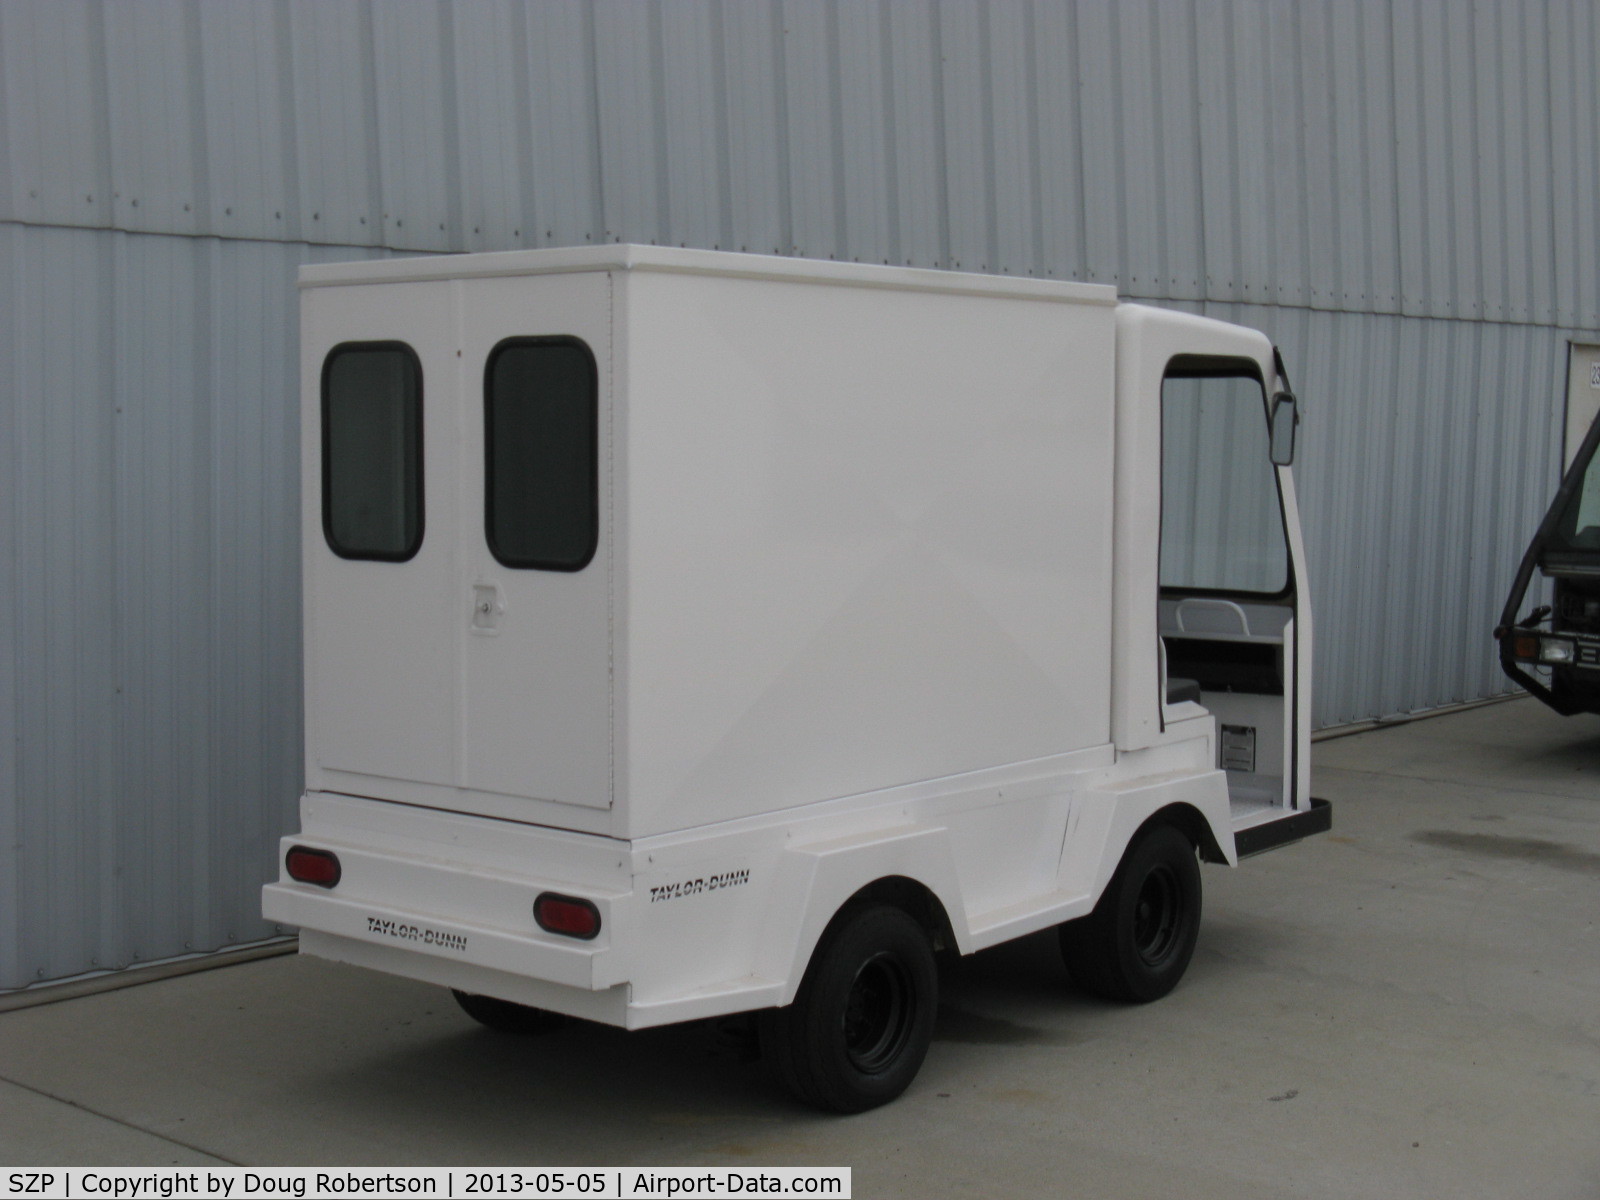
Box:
(265, 246), (1328, 1111)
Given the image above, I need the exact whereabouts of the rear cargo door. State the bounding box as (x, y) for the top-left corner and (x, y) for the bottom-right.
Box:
(455, 274), (612, 810)
(306, 274), (612, 817)
(305, 283), (460, 790)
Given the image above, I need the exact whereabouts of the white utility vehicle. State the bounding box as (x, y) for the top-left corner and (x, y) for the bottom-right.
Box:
(264, 246), (1329, 1112)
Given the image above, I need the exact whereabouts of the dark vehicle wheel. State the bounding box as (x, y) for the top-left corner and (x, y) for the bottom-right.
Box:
(760, 903), (938, 1113)
(1058, 823), (1201, 1003)
(451, 989), (569, 1035)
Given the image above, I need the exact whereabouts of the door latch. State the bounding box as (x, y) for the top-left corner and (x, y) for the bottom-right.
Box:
(471, 583), (504, 633)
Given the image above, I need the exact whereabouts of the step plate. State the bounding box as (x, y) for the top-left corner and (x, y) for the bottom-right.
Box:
(1233, 797), (1333, 859)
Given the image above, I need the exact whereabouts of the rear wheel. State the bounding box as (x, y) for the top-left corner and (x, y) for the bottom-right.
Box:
(760, 903), (937, 1113)
(451, 989), (568, 1035)
(1058, 823), (1201, 1003)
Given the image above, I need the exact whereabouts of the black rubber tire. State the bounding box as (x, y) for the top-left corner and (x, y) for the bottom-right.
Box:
(451, 989), (569, 1035)
(1058, 823), (1201, 1003)
(759, 903), (938, 1113)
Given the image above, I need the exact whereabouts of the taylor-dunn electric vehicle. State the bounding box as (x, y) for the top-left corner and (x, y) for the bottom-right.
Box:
(264, 246), (1330, 1112)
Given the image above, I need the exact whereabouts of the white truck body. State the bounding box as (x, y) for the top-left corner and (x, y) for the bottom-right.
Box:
(264, 246), (1325, 1094)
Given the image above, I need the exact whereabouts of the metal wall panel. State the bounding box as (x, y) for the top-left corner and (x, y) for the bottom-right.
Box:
(836, 3), (894, 263)
(0, 0), (112, 229)
(884, 2), (942, 268)
(1, 0), (1594, 325)
(5, 0), (1598, 987)
(721, 1), (786, 256)
(0, 224), (385, 990)
(0, 227), (15, 991)
(450, 1), (526, 254)
(591, 2), (658, 246)
(524, 1), (605, 250)
(660, 2), (726, 254)
(285, 0), (383, 249)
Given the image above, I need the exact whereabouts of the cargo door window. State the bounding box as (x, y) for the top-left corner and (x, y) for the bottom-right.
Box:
(484, 337), (599, 571)
(321, 342), (424, 561)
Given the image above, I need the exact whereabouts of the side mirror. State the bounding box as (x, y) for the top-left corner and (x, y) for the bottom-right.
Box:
(1269, 391), (1298, 466)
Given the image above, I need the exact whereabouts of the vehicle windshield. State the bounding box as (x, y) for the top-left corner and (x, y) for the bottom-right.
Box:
(1159, 367), (1289, 596)
(1548, 432), (1600, 554)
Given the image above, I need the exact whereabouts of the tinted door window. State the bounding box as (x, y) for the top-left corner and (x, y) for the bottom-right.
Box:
(485, 337), (599, 571)
(322, 342), (423, 561)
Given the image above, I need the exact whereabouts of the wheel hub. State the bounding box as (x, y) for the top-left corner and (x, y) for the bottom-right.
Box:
(1133, 865), (1182, 966)
(842, 951), (915, 1073)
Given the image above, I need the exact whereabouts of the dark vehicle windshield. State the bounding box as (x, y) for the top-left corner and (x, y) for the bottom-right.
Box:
(1546, 430), (1600, 555)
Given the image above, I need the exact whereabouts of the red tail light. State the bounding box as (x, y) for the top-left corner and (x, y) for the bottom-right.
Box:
(286, 846), (341, 888)
(534, 892), (600, 940)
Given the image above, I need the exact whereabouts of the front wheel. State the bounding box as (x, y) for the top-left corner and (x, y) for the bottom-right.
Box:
(759, 903), (937, 1113)
(1058, 823), (1201, 1003)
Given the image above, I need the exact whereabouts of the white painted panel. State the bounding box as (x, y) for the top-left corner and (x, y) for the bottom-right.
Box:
(620, 268), (1116, 834)
(302, 281), (459, 788)
(456, 272), (613, 810)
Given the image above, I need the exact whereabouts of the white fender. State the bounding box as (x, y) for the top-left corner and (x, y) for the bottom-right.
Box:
(1064, 768), (1235, 911)
(753, 823), (967, 1007)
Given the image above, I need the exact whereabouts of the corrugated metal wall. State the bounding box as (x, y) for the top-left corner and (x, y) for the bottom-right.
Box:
(3, 0), (1594, 989)
(0, 225), (386, 988)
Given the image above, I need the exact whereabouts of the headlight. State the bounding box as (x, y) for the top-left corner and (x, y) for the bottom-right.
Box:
(1539, 637), (1577, 664)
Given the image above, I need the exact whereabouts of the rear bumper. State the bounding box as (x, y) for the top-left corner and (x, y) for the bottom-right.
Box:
(262, 789), (789, 1029)
(263, 790), (632, 1016)
(262, 881), (607, 990)
(1233, 797), (1332, 858)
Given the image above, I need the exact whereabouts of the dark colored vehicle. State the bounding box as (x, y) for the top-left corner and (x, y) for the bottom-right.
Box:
(1497, 408), (1600, 714)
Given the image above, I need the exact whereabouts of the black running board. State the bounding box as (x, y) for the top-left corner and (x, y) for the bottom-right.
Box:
(1233, 797), (1332, 859)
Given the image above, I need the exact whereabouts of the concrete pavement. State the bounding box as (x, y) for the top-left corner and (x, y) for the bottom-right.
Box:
(1, 697), (1597, 1198)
